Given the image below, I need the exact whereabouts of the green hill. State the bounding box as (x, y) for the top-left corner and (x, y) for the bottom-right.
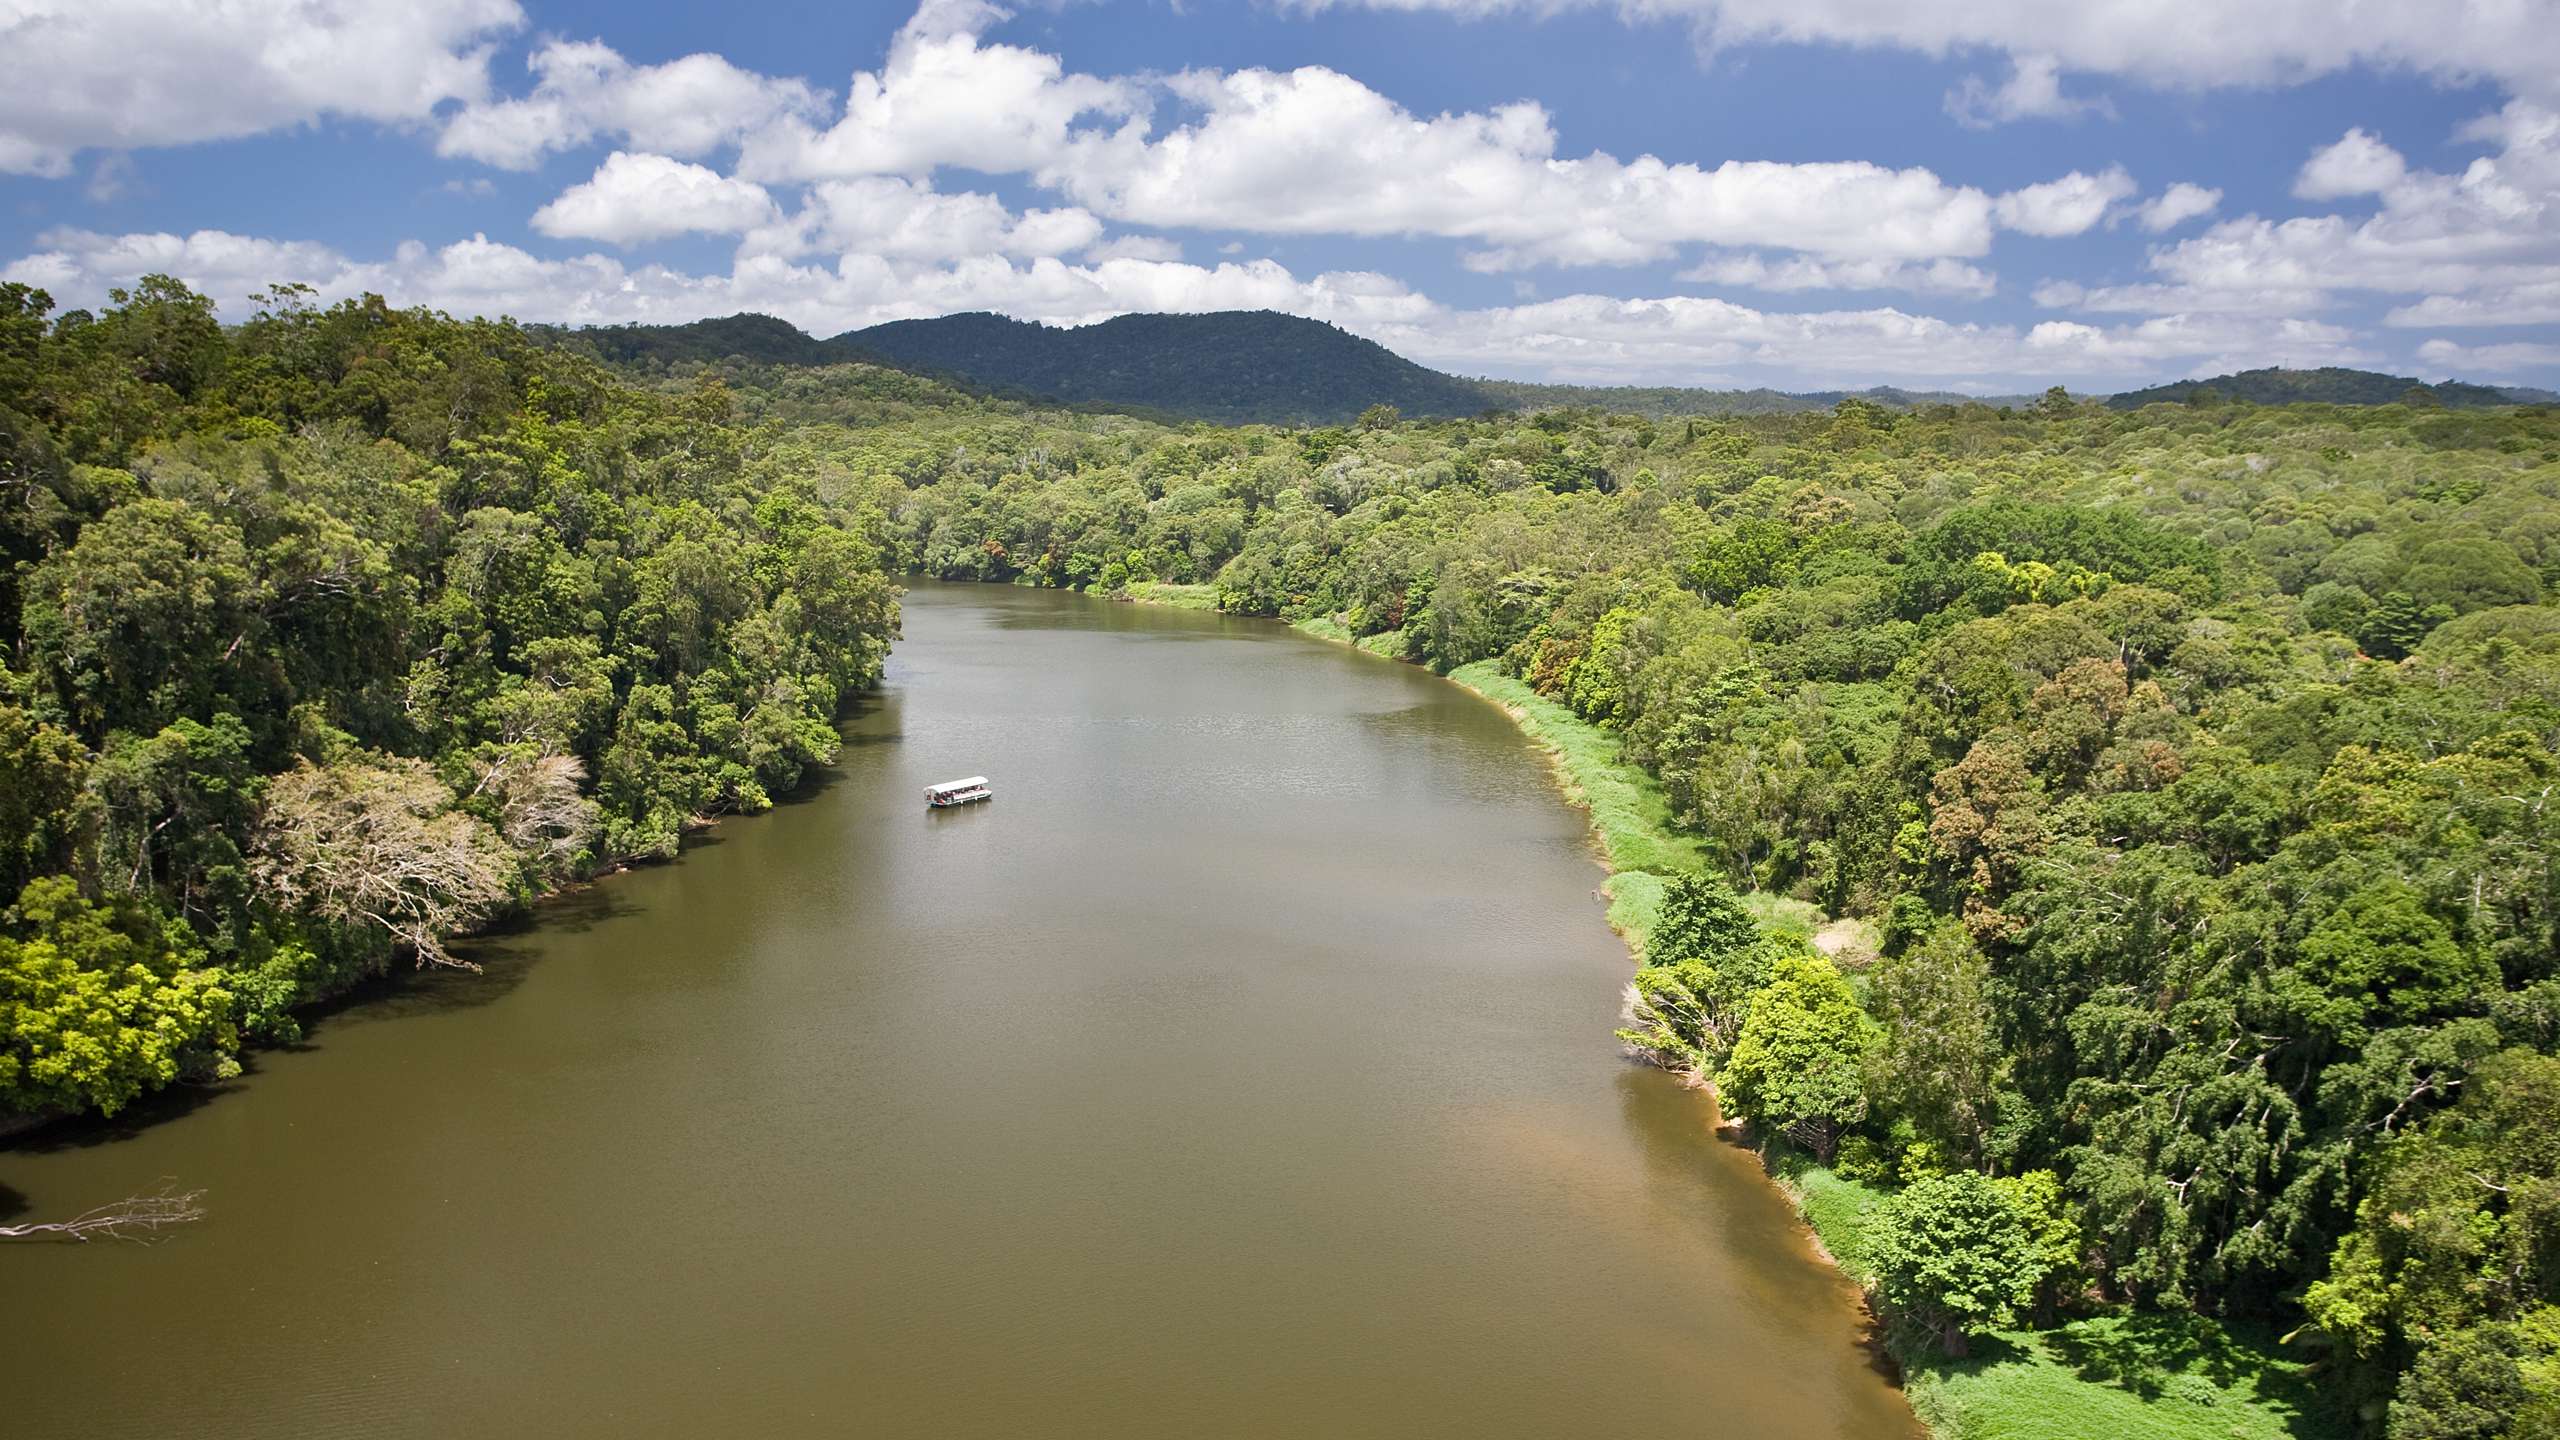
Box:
(556, 312), (843, 368)
(2106, 366), (2521, 409)
(834, 310), (1500, 425)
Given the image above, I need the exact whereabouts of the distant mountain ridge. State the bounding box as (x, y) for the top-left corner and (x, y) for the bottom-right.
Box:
(2105, 366), (2527, 410)
(1474, 378), (2045, 417)
(841, 311), (1493, 425)
(553, 312), (2547, 424)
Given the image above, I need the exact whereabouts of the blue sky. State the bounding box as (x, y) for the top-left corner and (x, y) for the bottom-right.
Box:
(5, 0), (2559, 390)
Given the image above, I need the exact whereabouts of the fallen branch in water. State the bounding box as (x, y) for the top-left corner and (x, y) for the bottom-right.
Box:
(0, 1185), (206, 1242)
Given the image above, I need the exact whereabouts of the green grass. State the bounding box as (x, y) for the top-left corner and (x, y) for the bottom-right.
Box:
(1117, 580), (1218, 610)
(1601, 870), (1667, 947)
(1902, 1318), (2341, 1440)
(1291, 614), (1406, 656)
(1747, 890), (1825, 941)
(1769, 1157), (1889, 1281)
(1761, 1154), (2342, 1440)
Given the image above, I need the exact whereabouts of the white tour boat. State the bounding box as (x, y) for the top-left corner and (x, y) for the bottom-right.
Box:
(925, 776), (993, 808)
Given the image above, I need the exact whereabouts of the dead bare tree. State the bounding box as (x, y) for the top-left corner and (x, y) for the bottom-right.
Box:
(477, 751), (599, 881)
(251, 755), (514, 969)
(0, 1185), (205, 1242)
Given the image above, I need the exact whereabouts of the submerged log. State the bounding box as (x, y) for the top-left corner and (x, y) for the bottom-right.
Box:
(0, 1184), (206, 1242)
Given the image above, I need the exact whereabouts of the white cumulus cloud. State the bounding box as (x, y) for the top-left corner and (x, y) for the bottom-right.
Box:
(2294, 128), (2409, 199)
(720, 3), (2002, 270)
(735, 0), (1138, 183)
(1677, 252), (1996, 297)
(1084, 234), (1186, 263)
(2042, 105), (2560, 329)
(0, 0), (524, 177)
(1053, 65), (2000, 267)
(440, 40), (829, 170)
(2137, 182), (2222, 233)
(531, 153), (781, 246)
(739, 177), (1101, 262)
(1945, 54), (2114, 128)
(2414, 337), (2560, 377)
(1993, 167), (2137, 237)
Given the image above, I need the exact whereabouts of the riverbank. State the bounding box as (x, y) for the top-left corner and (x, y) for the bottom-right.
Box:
(1273, 619), (1802, 952)
(1769, 1156), (2337, 1439)
(1268, 605), (2338, 1440)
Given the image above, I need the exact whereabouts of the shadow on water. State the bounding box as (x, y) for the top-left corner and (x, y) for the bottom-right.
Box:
(2, 890), (627, 1152)
(273, 884), (645, 1041)
(305, 944), (546, 1031)
(0, 1180), (30, 1222)
(3, 1074), (251, 1155)
(831, 684), (901, 752)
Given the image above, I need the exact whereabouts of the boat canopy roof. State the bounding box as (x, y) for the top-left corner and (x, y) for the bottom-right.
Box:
(926, 776), (989, 795)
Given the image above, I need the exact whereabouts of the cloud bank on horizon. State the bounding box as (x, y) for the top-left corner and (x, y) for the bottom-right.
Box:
(3, 0), (2558, 390)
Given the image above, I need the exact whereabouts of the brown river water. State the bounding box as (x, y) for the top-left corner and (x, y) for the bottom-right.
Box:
(2, 581), (1919, 1439)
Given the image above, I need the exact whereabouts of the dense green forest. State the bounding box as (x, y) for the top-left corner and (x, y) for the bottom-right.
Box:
(8, 277), (2558, 1435)
(797, 370), (2557, 1435)
(0, 278), (898, 1122)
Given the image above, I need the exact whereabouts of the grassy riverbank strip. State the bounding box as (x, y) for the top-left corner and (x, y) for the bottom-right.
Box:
(1768, 1158), (2337, 1440)
(1117, 580), (1220, 610)
(1293, 614), (1406, 657)
(1440, 660), (1709, 953)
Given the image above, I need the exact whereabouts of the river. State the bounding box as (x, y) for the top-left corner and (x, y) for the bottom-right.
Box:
(2, 582), (1918, 1438)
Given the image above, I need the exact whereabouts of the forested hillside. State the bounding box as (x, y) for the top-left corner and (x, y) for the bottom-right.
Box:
(0, 278), (898, 1124)
(838, 310), (1502, 424)
(562, 312), (844, 369)
(817, 380), (2559, 1435)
